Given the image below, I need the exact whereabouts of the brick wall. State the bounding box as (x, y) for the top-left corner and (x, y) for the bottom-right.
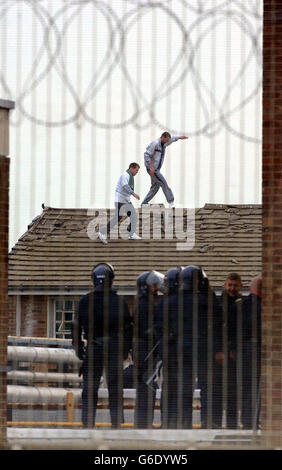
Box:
(262, 0), (282, 448)
(21, 295), (48, 337)
(0, 155), (9, 448)
(8, 294), (131, 338)
(7, 296), (17, 336)
(7, 296), (49, 337)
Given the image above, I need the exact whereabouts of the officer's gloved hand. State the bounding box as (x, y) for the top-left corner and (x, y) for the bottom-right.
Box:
(77, 341), (85, 361)
(76, 342), (85, 377)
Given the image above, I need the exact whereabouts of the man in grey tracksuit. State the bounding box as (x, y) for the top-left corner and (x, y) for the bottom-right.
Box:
(142, 132), (188, 207)
(98, 162), (141, 244)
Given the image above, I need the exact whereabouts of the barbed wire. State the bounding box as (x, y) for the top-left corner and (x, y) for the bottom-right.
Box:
(0, 0), (262, 142)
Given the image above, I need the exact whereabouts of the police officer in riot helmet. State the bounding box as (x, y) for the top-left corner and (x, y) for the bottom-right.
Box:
(156, 264), (219, 429)
(182, 265), (220, 429)
(164, 267), (183, 295)
(154, 266), (186, 428)
(72, 262), (133, 428)
(133, 270), (164, 428)
(181, 264), (210, 293)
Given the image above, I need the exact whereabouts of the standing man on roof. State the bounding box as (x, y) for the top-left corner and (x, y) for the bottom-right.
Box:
(141, 132), (188, 208)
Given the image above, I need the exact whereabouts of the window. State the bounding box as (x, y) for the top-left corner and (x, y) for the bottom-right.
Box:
(52, 298), (79, 339)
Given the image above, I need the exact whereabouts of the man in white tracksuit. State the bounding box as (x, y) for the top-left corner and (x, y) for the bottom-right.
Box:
(142, 132), (188, 207)
(98, 163), (141, 244)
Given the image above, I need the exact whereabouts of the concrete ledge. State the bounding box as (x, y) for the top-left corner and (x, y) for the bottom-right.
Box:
(0, 99), (15, 109)
(7, 427), (260, 449)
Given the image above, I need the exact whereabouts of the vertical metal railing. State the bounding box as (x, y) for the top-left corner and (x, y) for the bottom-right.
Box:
(1, 0), (263, 444)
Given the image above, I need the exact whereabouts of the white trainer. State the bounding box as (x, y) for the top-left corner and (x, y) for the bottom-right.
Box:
(98, 232), (108, 244)
(128, 233), (142, 240)
(168, 202), (175, 209)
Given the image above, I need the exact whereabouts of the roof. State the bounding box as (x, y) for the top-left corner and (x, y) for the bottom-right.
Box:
(8, 204), (262, 293)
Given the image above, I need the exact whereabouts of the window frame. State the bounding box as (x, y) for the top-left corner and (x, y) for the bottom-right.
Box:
(48, 296), (80, 339)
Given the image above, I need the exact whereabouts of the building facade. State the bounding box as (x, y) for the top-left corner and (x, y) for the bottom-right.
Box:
(8, 204), (262, 339)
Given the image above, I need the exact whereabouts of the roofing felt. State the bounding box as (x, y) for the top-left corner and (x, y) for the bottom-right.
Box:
(8, 204), (262, 292)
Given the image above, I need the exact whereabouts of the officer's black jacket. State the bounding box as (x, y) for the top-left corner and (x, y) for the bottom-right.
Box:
(133, 296), (157, 340)
(214, 291), (242, 353)
(133, 295), (159, 362)
(228, 293), (261, 357)
(154, 289), (220, 361)
(73, 289), (133, 361)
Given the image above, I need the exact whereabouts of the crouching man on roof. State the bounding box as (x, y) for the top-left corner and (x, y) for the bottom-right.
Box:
(98, 163), (141, 244)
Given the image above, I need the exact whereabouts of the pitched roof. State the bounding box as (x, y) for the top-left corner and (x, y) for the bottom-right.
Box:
(8, 204), (262, 293)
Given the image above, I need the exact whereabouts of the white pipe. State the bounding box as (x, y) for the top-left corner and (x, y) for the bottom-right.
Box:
(7, 386), (139, 404)
(8, 346), (81, 364)
(7, 385), (199, 405)
(7, 385), (82, 404)
(8, 371), (82, 384)
(7, 386), (166, 404)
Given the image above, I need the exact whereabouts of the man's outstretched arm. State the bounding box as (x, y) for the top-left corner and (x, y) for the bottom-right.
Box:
(166, 135), (188, 147)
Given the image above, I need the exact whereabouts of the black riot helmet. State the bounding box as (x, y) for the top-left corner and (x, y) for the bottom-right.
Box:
(181, 265), (209, 293)
(137, 270), (164, 297)
(92, 262), (115, 291)
(164, 266), (183, 295)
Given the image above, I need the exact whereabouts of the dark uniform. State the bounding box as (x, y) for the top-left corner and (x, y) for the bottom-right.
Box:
(155, 265), (219, 429)
(197, 282), (221, 429)
(72, 263), (133, 428)
(229, 293), (261, 429)
(133, 270), (164, 429)
(213, 290), (242, 428)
